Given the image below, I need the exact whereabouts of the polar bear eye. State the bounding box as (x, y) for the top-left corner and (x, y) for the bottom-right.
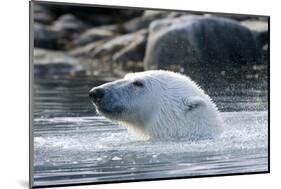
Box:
(133, 80), (144, 87)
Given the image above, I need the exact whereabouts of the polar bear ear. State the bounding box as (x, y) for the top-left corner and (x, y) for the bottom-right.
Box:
(182, 96), (206, 112)
(124, 73), (133, 79)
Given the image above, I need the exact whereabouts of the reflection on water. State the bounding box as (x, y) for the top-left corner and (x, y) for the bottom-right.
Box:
(32, 76), (268, 187)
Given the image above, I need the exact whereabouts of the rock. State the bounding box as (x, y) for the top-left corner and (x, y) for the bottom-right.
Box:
(42, 4), (143, 26)
(33, 48), (85, 76)
(93, 29), (147, 59)
(240, 20), (268, 32)
(82, 29), (148, 73)
(34, 4), (55, 24)
(98, 24), (119, 33)
(113, 31), (147, 69)
(48, 14), (89, 49)
(261, 44), (268, 64)
(34, 23), (59, 49)
(73, 28), (114, 46)
(144, 15), (260, 76)
(124, 10), (181, 33)
(241, 20), (269, 49)
(206, 13), (261, 21)
(50, 14), (88, 33)
(68, 40), (106, 57)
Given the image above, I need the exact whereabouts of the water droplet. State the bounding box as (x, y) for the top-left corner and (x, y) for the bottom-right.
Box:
(112, 156), (122, 161)
(152, 154), (159, 158)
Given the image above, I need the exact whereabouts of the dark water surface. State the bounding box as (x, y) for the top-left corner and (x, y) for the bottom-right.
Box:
(32, 76), (268, 186)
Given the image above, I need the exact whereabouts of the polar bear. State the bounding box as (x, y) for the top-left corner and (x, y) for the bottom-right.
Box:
(89, 70), (223, 140)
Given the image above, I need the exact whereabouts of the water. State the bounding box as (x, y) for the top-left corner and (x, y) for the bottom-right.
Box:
(32, 76), (268, 187)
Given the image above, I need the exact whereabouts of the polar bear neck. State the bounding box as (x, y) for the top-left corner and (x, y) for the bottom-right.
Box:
(144, 89), (222, 140)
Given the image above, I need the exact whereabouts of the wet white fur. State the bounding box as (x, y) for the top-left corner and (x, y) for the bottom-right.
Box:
(104, 70), (222, 140)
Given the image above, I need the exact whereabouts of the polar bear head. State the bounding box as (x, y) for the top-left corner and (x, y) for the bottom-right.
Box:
(89, 70), (222, 140)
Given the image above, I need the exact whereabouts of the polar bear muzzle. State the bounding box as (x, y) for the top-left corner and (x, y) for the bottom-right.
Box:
(89, 83), (127, 118)
(89, 88), (105, 103)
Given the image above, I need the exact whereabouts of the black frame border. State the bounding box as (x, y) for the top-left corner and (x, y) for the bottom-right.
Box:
(29, 0), (270, 188)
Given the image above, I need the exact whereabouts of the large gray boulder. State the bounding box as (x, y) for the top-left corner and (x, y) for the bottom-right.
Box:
(144, 15), (260, 75)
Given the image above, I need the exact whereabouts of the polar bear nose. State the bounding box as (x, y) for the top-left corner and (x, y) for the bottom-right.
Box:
(89, 88), (105, 102)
